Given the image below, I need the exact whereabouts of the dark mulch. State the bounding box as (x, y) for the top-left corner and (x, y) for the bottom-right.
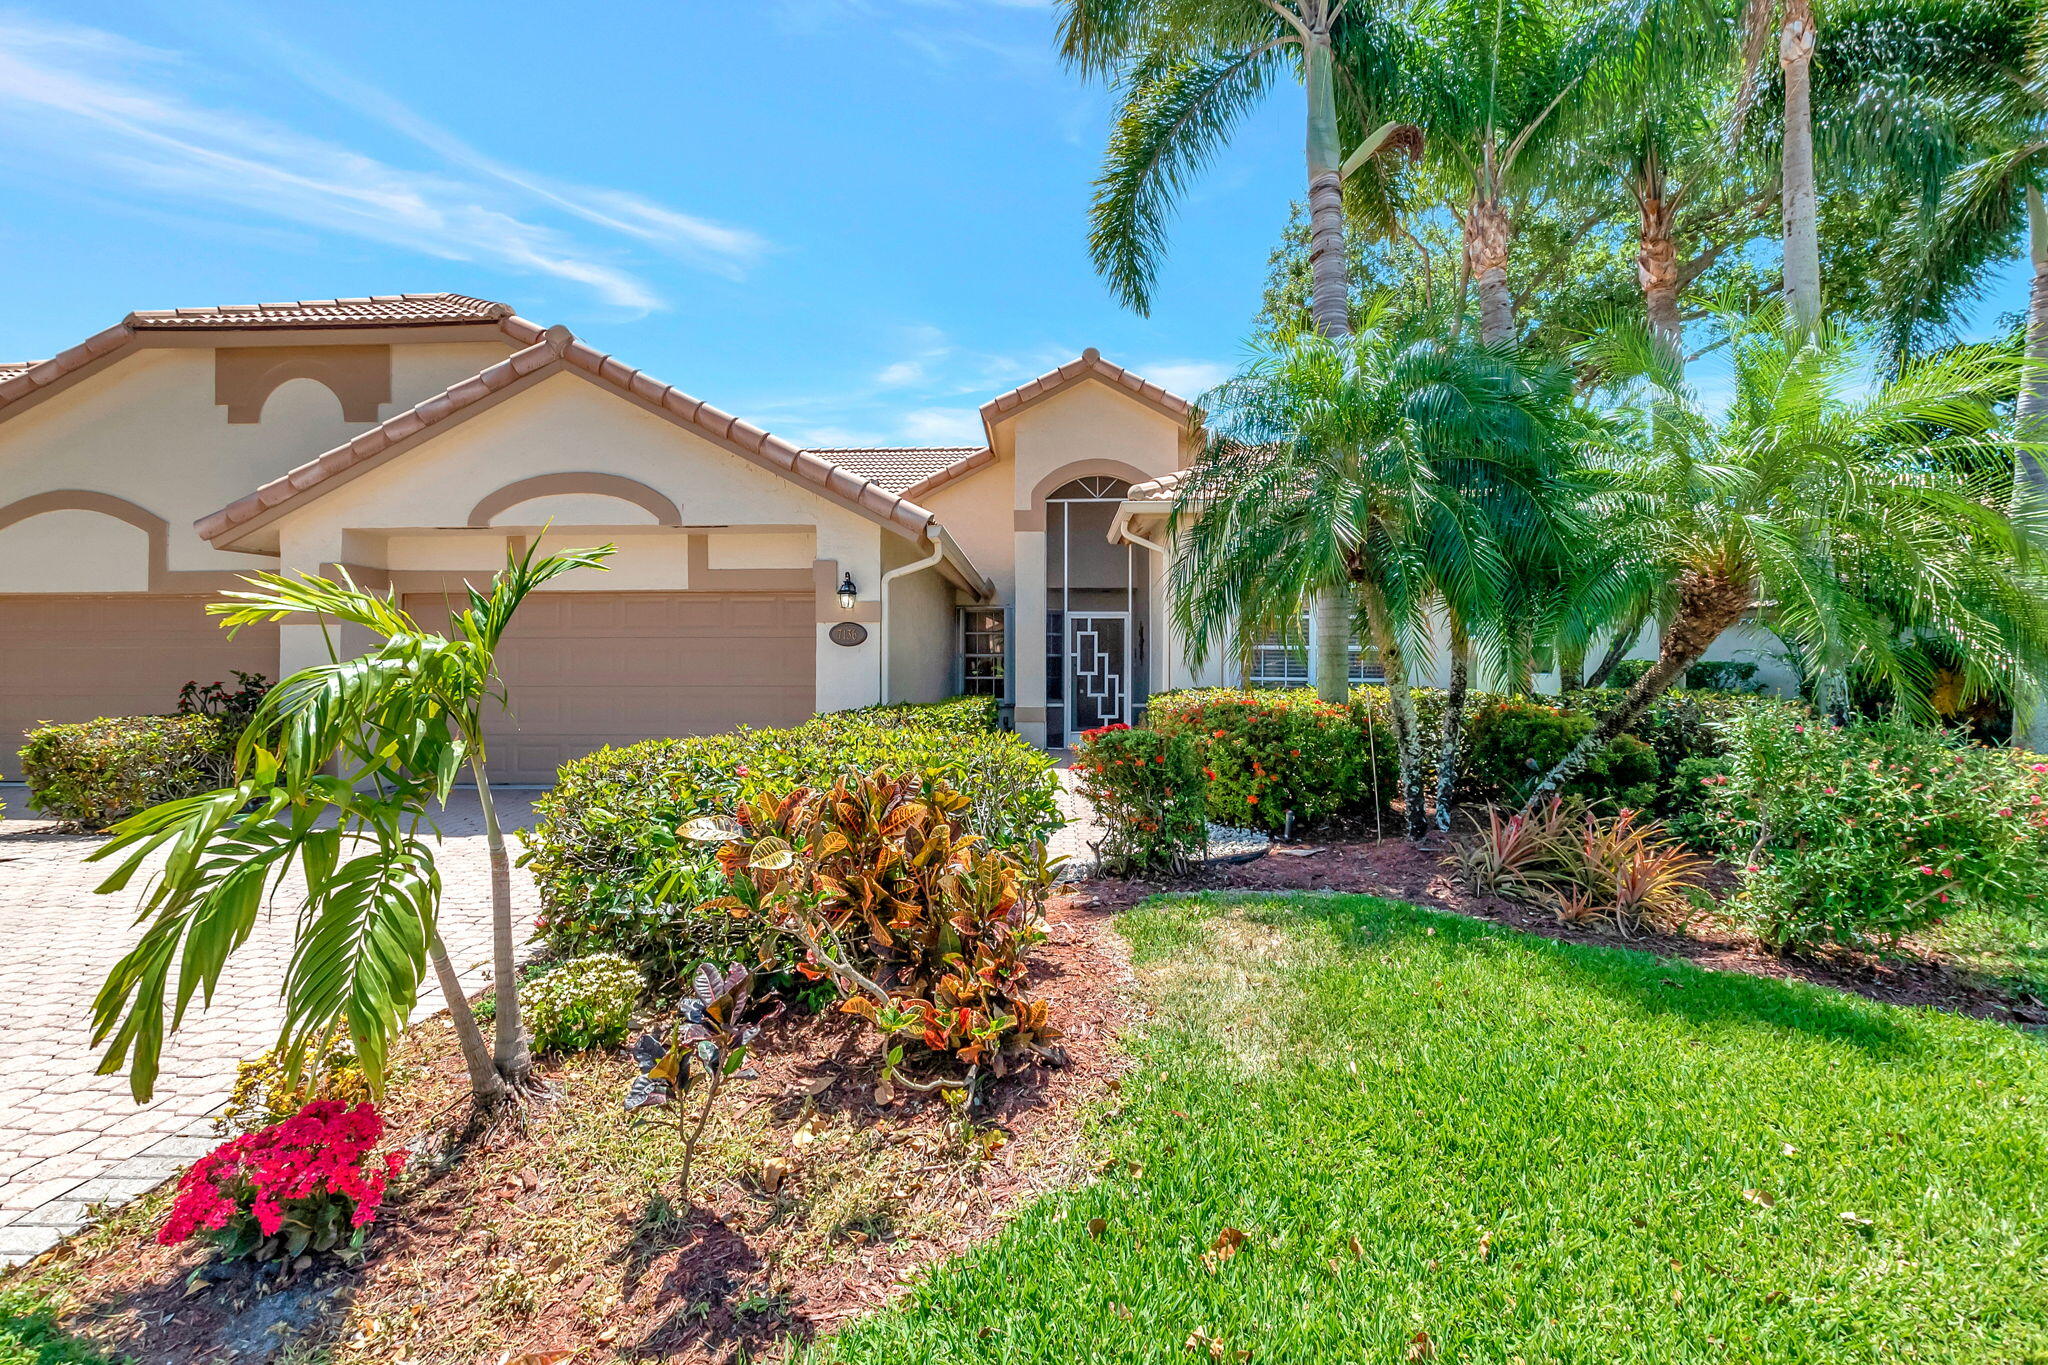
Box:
(1077, 828), (2048, 1029)
(16, 890), (1138, 1365)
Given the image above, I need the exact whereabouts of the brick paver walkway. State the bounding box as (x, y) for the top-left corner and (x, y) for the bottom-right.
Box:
(0, 788), (539, 1266)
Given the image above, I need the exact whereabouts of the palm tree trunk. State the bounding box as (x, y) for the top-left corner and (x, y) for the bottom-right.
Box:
(469, 757), (531, 1086)
(1586, 609), (1648, 688)
(1361, 578), (1428, 839)
(2018, 186), (2048, 751)
(427, 927), (505, 1103)
(1432, 616), (1470, 832)
(1778, 0), (1821, 334)
(1636, 165), (1684, 365)
(1558, 641), (1586, 692)
(1302, 25), (1365, 714)
(1312, 584), (1352, 704)
(1466, 156), (1516, 347)
(1521, 572), (1752, 814)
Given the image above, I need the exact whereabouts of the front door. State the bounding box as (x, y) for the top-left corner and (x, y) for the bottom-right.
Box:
(1068, 612), (1130, 735)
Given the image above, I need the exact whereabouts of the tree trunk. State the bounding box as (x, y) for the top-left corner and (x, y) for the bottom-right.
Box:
(1466, 181), (1516, 347)
(1778, 0), (1821, 335)
(1433, 617), (1470, 832)
(1637, 169), (1683, 365)
(1520, 571), (1752, 814)
(1586, 610), (1648, 688)
(470, 759), (531, 1086)
(1361, 579), (1428, 839)
(1302, 28), (1364, 712)
(1312, 584), (1352, 704)
(2017, 187), (2048, 750)
(428, 927), (505, 1103)
(1558, 641), (1586, 692)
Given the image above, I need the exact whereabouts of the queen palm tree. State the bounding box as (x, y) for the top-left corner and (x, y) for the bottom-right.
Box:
(1522, 308), (2048, 809)
(1171, 310), (1574, 837)
(89, 541), (614, 1108)
(1060, 0), (1421, 702)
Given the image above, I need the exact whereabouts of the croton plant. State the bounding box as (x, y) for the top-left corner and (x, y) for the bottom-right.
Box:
(686, 770), (1060, 1095)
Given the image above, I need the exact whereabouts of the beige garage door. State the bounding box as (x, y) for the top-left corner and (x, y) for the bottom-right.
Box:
(403, 590), (816, 785)
(0, 595), (280, 781)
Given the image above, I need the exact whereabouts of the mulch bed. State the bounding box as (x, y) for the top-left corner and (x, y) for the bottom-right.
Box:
(1078, 829), (2048, 1029)
(18, 890), (1139, 1365)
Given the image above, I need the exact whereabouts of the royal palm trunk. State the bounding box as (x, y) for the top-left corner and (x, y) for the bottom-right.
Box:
(429, 928), (504, 1101)
(1778, 0), (1821, 334)
(470, 757), (532, 1087)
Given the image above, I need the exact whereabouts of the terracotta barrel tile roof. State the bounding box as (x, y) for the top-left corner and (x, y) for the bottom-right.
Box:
(803, 446), (985, 494)
(126, 293), (513, 329)
(195, 326), (945, 549)
(979, 347), (1196, 425)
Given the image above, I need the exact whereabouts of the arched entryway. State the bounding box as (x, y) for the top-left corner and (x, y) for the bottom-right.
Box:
(1044, 476), (1147, 745)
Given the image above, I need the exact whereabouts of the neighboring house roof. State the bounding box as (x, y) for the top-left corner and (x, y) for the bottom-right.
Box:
(802, 446), (985, 494)
(979, 347), (1196, 429)
(125, 293), (514, 330)
(194, 324), (992, 596)
(0, 292), (536, 426)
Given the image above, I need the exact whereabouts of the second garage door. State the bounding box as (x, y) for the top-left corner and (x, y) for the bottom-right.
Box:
(404, 590), (816, 784)
(0, 595), (280, 781)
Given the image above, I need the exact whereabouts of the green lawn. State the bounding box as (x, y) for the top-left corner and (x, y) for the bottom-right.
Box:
(1931, 902), (2048, 1006)
(820, 893), (2048, 1364)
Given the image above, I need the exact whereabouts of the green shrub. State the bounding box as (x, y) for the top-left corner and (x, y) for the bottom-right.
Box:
(1148, 689), (1398, 832)
(521, 953), (643, 1053)
(1458, 700), (1660, 809)
(19, 714), (237, 829)
(835, 694), (1000, 735)
(524, 714), (1060, 990)
(1697, 709), (2048, 954)
(1070, 724), (1207, 874)
(1684, 660), (1762, 693)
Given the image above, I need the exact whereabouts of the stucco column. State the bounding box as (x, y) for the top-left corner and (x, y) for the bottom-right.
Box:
(1012, 528), (1048, 746)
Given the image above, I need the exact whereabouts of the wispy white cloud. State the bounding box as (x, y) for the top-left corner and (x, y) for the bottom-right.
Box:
(1135, 359), (1232, 398)
(0, 15), (770, 309)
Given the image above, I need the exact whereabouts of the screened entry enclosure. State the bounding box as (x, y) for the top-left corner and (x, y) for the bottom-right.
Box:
(1043, 476), (1147, 746)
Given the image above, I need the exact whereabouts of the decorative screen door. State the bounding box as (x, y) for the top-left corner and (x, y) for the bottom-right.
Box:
(1067, 612), (1130, 733)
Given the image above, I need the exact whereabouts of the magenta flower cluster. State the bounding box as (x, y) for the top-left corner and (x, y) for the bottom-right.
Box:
(159, 1101), (406, 1248)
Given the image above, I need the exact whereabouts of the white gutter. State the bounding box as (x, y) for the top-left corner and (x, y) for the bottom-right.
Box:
(878, 526), (947, 703)
(1111, 513), (1173, 694)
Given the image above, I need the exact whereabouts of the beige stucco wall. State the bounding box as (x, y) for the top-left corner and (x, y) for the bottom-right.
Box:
(264, 372), (895, 710)
(0, 510), (151, 592)
(882, 534), (956, 705)
(0, 339), (513, 586)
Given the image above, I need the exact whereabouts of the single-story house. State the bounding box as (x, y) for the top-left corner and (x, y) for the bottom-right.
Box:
(0, 293), (1248, 782)
(0, 292), (1788, 784)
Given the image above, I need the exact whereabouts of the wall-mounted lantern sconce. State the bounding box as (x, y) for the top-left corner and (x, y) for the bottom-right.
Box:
(837, 572), (859, 611)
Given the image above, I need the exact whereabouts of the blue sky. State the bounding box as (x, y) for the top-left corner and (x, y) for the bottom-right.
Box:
(0, 1), (2029, 444)
(0, 0), (1297, 446)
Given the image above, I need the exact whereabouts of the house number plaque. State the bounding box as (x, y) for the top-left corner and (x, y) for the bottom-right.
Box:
(829, 622), (869, 647)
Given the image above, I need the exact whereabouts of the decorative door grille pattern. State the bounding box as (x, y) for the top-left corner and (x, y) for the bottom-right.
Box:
(1069, 614), (1128, 733)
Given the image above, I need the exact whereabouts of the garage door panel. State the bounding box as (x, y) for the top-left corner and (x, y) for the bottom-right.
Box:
(405, 590), (815, 784)
(0, 595), (279, 781)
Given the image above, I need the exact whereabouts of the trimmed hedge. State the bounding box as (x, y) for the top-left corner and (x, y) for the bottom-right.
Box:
(1070, 723), (1207, 873)
(19, 714), (238, 829)
(523, 703), (1059, 990)
(1457, 700), (1660, 808)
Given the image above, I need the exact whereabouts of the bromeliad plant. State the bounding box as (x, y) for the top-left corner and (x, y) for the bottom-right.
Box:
(624, 963), (773, 1200)
(1452, 796), (1708, 937)
(689, 770), (1059, 1100)
(88, 540), (615, 1112)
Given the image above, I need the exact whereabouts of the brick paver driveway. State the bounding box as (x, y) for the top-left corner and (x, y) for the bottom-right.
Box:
(0, 787), (540, 1265)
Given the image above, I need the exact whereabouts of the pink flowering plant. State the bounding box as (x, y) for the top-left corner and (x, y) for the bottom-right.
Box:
(1697, 708), (2048, 954)
(159, 1100), (407, 1266)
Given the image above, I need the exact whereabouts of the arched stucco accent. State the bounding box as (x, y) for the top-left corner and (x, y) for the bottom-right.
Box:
(0, 490), (258, 591)
(215, 345), (392, 424)
(465, 472), (684, 528)
(1017, 458), (1156, 532)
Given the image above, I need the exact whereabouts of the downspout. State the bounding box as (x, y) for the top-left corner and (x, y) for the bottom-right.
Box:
(1116, 517), (1172, 694)
(878, 527), (947, 704)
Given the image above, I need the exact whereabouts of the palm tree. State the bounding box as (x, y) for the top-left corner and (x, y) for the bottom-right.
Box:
(1060, 0), (1421, 702)
(1383, 0), (1637, 346)
(1522, 308), (2048, 809)
(1171, 312), (1573, 837)
(1732, 0), (1822, 332)
(89, 541), (614, 1107)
